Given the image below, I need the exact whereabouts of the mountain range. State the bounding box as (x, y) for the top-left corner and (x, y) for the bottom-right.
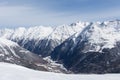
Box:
(0, 20), (120, 73)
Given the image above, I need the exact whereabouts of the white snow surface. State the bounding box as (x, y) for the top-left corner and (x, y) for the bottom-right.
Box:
(0, 38), (18, 47)
(0, 62), (119, 80)
(0, 38), (21, 57)
(71, 20), (120, 52)
(0, 22), (89, 42)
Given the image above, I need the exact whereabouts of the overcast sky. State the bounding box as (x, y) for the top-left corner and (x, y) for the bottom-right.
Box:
(0, 0), (120, 28)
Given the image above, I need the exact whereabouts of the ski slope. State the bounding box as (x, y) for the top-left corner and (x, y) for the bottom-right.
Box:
(0, 62), (119, 80)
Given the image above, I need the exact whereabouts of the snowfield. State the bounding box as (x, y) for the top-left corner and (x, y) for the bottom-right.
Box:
(0, 62), (119, 80)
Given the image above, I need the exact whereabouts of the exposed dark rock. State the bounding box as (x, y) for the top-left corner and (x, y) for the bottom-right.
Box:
(12, 39), (60, 57)
(51, 39), (120, 73)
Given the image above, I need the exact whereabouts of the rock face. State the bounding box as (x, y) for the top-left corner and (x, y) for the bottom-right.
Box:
(0, 20), (120, 73)
(51, 41), (120, 73)
(17, 39), (60, 57)
(51, 20), (120, 73)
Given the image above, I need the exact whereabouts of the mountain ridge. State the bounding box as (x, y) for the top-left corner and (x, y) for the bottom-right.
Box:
(0, 20), (120, 73)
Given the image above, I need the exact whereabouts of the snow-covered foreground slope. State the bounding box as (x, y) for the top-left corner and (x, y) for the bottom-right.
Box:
(0, 62), (119, 80)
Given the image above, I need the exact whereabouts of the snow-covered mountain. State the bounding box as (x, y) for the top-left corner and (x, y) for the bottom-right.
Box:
(51, 20), (120, 73)
(0, 22), (89, 57)
(1, 20), (120, 55)
(0, 38), (50, 71)
(0, 38), (67, 73)
(0, 22), (89, 40)
(0, 20), (120, 73)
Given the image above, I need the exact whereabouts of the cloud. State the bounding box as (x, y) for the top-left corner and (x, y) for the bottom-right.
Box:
(0, 6), (31, 16)
(81, 7), (120, 21)
(0, 0), (120, 28)
(0, 4), (79, 27)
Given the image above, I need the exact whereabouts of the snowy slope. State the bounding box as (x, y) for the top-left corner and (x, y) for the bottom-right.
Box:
(0, 22), (89, 41)
(51, 20), (120, 73)
(0, 22), (89, 56)
(0, 20), (120, 73)
(0, 20), (120, 51)
(0, 38), (48, 71)
(0, 20), (120, 55)
(78, 21), (120, 52)
(47, 21), (89, 41)
(0, 38), (20, 58)
(0, 38), (41, 62)
(0, 26), (53, 40)
(0, 38), (68, 73)
(0, 62), (119, 80)
(61, 20), (120, 53)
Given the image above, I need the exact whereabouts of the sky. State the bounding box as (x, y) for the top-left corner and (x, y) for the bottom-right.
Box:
(0, 0), (120, 28)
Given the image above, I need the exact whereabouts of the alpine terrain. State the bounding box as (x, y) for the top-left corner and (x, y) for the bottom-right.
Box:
(0, 20), (120, 73)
